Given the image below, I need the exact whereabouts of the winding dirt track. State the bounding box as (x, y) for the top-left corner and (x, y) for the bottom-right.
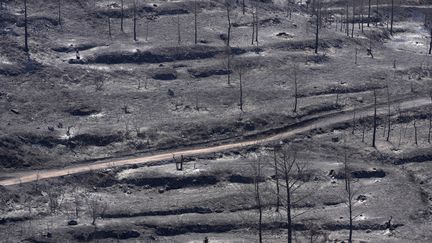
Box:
(1, 97), (430, 187)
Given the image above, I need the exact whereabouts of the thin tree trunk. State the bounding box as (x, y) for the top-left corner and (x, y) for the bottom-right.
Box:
(24, 0), (29, 52)
(133, 1), (137, 41)
(372, 89), (377, 147)
(293, 70), (298, 112)
(254, 166), (263, 243)
(58, 0), (62, 27)
(390, 0), (394, 35)
(255, 6), (259, 44)
(226, 6), (231, 47)
(429, 28), (432, 54)
(285, 172), (292, 243)
(177, 15), (181, 45)
(252, 13), (255, 45)
(346, 0), (349, 36)
(351, 0), (355, 38)
(367, 0), (371, 27)
(239, 72), (243, 111)
(386, 84), (391, 141)
(315, 10), (319, 54)
(121, 0), (124, 32)
(274, 149), (280, 212)
(194, 0), (198, 44)
(414, 121), (418, 145)
(108, 17), (111, 38)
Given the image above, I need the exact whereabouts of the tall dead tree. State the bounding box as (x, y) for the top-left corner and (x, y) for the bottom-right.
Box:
(133, 0), (137, 41)
(108, 17), (112, 38)
(367, 0), (371, 27)
(292, 63), (299, 113)
(424, 12), (432, 54)
(386, 80), (392, 142)
(275, 146), (309, 243)
(345, 0), (349, 37)
(120, 0), (124, 32)
(273, 146), (281, 212)
(343, 143), (354, 243)
(255, 5), (259, 44)
(390, 0), (394, 35)
(177, 14), (181, 45)
(252, 157), (264, 243)
(225, 0), (232, 47)
(194, 0), (198, 44)
(24, 0), (29, 52)
(314, 0), (321, 54)
(372, 89), (378, 147)
(351, 0), (355, 38)
(58, 0), (62, 27)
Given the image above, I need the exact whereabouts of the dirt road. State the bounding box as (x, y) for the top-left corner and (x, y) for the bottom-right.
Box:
(0, 96), (430, 186)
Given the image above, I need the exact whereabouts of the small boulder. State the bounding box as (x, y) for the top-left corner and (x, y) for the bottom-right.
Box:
(67, 220), (78, 226)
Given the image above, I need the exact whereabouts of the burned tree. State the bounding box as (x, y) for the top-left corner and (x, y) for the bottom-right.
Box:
(372, 89), (378, 147)
(273, 145), (310, 243)
(24, 0), (29, 52)
(425, 12), (432, 54)
(87, 196), (108, 225)
(224, 0), (233, 47)
(194, 0), (198, 44)
(58, 0), (62, 27)
(120, 0), (124, 32)
(133, 0), (137, 41)
(314, 0), (322, 54)
(292, 63), (300, 113)
(252, 157), (264, 243)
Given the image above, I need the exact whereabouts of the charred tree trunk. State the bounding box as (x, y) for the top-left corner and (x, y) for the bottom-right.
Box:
(255, 6), (259, 44)
(351, 0), (355, 38)
(386, 84), (391, 141)
(372, 89), (377, 147)
(314, 8), (320, 54)
(367, 0), (371, 27)
(239, 72), (243, 111)
(24, 0), (29, 52)
(108, 17), (112, 38)
(121, 0), (124, 32)
(429, 28), (432, 54)
(177, 15), (181, 45)
(274, 149), (280, 212)
(58, 0), (62, 27)
(133, 1), (137, 41)
(414, 121), (418, 145)
(252, 13), (255, 45)
(194, 0), (198, 44)
(390, 0), (394, 35)
(226, 5), (231, 47)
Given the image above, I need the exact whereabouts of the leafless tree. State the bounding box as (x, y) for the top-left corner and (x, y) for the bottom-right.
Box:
(367, 0), (371, 27)
(386, 80), (392, 142)
(314, 0), (321, 54)
(120, 0), (124, 32)
(108, 17), (112, 38)
(194, 0), (198, 44)
(292, 63), (299, 113)
(224, 0), (233, 47)
(390, 0), (394, 35)
(413, 120), (418, 145)
(274, 145), (310, 243)
(372, 89), (378, 147)
(251, 156), (264, 243)
(24, 0), (29, 52)
(87, 195), (108, 225)
(133, 0), (137, 41)
(343, 144), (354, 242)
(177, 14), (181, 45)
(58, 0), (62, 27)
